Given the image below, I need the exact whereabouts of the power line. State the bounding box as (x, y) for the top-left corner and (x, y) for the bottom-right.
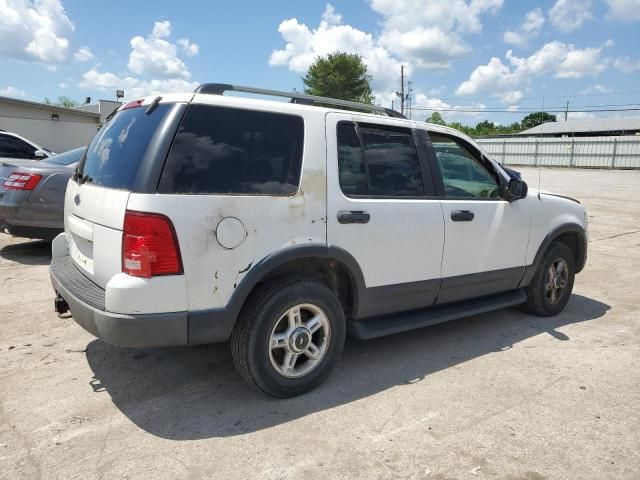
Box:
(426, 90), (640, 103)
(412, 106), (640, 114)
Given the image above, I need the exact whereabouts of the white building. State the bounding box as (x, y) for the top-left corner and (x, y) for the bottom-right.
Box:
(0, 96), (120, 153)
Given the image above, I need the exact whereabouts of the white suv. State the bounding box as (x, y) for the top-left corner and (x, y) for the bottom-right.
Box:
(50, 84), (588, 397)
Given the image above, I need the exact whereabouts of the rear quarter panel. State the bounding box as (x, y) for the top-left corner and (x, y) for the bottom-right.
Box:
(126, 105), (328, 312)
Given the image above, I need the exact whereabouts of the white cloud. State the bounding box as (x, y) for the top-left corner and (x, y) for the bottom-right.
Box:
(604, 0), (640, 21)
(369, 0), (503, 34)
(128, 21), (194, 79)
(372, 0), (501, 69)
(0, 0), (74, 64)
(456, 40), (613, 104)
(58, 81), (68, 89)
(549, 0), (592, 32)
(0, 85), (26, 98)
(456, 57), (523, 104)
(78, 67), (198, 100)
(73, 46), (94, 62)
(610, 56), (640, 72)
(414, 91), (487, 122)
(269, 5), (403, 89)
(152, 20), (171, 38)
(375, 89), (486, 122)
(580, 84), (612, 94)
(177, 38), (199, 57)
(503, 8), (545, 46)
(79, 20), (200, 100)
(378, 27), (470, 70)
(270, 2), (503, 90)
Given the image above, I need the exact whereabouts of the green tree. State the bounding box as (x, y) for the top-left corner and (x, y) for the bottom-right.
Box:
(425, 111), (446, 125)
(303, 52), (374, 104)
(44, 96), (81, 108)
(521, 111), (556, 130)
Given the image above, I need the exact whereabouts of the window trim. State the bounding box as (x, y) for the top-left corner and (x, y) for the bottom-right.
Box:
(423, 130), (507, 201)
(336, 121), (437, 200)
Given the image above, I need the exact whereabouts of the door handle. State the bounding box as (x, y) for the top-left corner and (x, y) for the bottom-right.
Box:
(337, 210), (371, 224)
(451, 210), (474, 222)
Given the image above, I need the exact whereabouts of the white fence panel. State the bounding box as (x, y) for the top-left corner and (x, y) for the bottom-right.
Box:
(476, 135), (640, 169)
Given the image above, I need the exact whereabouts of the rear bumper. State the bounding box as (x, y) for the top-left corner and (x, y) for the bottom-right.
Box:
(50, 256), (236, 347)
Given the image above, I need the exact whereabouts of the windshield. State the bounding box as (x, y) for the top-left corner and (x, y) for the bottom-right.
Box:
(77, 104), (170, 190)
(45, 147), (86, 166)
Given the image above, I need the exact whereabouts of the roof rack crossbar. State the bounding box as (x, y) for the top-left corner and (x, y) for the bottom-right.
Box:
(194, 83), (406, 119)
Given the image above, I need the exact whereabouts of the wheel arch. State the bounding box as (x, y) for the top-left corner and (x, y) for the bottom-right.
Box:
(226, 244), (366, 320)
(520, 223), (587, 287)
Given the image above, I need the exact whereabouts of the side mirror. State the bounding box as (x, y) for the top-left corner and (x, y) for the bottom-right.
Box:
(33, 149), (48, 160)
(505, 178), (528, 201)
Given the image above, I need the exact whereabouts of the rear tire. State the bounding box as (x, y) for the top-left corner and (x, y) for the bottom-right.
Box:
(230, 278), (346, 398)
(523, 242), (575, 317)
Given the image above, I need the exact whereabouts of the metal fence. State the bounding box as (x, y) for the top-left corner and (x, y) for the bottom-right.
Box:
(476, 135), (640, 169)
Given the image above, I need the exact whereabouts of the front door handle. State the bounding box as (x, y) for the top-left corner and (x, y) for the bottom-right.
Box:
(451, 210), (474, 222)
(337, 210), (371, 224)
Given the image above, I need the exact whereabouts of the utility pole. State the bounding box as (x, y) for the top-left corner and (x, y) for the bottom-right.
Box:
(407, 80), (413, 120)
(564, 100), (569, 121)
(400, 65), (405, 116)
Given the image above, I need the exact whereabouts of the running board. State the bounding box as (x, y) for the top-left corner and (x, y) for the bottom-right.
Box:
(349, 289), (527, 340)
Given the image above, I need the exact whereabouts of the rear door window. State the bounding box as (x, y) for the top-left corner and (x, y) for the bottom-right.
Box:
(158, 105), (304, 195)
(337, 123), (426, 197)
(77, 104), (170, 190)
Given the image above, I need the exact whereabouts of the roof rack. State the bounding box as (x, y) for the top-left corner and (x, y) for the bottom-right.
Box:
(194, 83), (406, 119)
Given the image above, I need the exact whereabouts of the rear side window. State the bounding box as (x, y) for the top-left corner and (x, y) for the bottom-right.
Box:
(337, 123), (425, 197)
(158, 105), (304, 195)
(78, 104), (170, 190)
(0, 134), (36, 159)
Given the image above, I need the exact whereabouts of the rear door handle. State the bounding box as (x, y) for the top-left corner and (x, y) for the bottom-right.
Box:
(337, 210), (370, 224)
(450, 210), (474, 222)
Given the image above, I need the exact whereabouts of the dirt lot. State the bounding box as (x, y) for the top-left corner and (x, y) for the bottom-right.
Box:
(1, 167), (639, 480)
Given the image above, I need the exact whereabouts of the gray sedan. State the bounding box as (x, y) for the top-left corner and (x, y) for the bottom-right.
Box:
(0, 147), (85, 240)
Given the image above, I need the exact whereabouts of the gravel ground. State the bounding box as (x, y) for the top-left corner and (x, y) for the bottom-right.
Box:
(1, 167), (639, 480)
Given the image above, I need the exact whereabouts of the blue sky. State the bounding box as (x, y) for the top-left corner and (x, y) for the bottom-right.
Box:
(1, 0), (639, 125)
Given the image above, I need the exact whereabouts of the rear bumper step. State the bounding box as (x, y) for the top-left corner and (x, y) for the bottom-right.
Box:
(349, 289), (527, 340)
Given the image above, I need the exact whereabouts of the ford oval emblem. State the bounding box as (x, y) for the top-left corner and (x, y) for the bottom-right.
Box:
(74, 194), (81, 206)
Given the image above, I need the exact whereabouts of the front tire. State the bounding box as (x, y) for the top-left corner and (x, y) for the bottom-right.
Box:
(523, 242), (575, 316)
(230, 278), (346, 398)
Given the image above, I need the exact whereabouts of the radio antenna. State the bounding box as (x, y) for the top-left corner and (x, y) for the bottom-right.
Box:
(538, 96), (544, 200)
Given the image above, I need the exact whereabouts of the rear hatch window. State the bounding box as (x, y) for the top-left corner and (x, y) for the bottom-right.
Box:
(77, 104), (171, 190)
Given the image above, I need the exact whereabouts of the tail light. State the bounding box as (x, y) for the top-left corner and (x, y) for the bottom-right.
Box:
(2, 172), (42, 190)
(122, 210), (183, 278)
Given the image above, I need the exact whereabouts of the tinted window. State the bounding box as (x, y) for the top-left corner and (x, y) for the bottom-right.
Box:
(430, 133), (500, 198)
(337, 123), (368, 195)
(78, 104), (170, 190)
(158, 105), (304, 195)
(338, 124), (425, 197)
(0, 134), (36, 159)
(45, 147), (85, 166)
